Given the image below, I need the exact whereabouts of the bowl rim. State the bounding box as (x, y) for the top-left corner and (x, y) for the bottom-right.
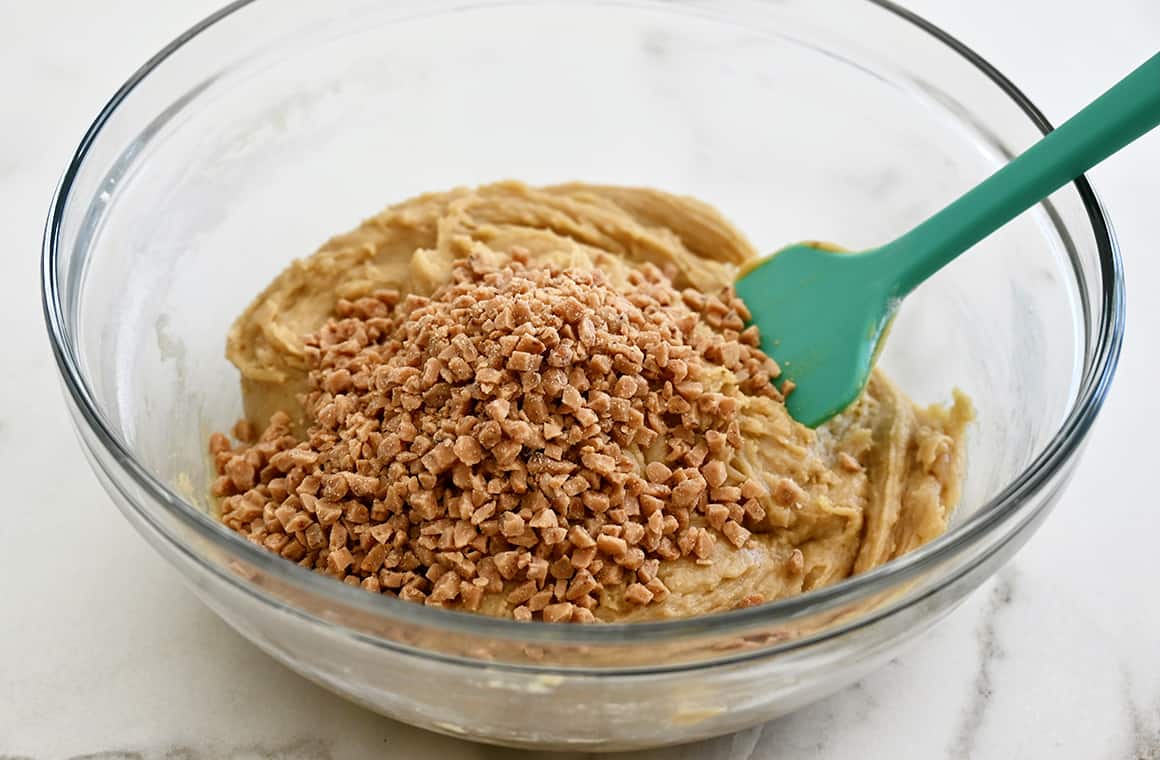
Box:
(42, 0), (1125, 656)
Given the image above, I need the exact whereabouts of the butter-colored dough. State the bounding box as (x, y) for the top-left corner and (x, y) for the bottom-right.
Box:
(225, 181), (971, 622)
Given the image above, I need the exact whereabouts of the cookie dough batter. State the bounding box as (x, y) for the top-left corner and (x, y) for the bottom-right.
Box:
(223, 181), (971, 621)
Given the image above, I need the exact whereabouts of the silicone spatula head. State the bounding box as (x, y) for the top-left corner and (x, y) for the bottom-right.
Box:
(734, 243), (897, 427)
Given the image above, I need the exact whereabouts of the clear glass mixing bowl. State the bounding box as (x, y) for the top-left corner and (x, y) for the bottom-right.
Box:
(42, 0), (1123, 751)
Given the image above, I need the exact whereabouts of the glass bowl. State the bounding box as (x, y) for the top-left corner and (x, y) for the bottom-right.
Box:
(42, 0), (1123, 751)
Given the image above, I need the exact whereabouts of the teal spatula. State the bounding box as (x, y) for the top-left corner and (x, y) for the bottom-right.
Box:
(736, 52), (1160, 428)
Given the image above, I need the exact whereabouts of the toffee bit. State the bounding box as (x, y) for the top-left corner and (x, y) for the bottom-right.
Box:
(214, 255), (786, 622)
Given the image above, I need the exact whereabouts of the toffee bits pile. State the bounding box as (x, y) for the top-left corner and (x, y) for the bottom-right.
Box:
(212, 252), (785, 623)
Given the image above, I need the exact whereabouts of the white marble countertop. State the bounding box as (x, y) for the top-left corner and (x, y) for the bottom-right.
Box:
(2, 1), (1158, 758)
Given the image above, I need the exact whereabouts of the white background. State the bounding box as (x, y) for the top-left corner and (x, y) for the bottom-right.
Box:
(1, 1), (1157, 758)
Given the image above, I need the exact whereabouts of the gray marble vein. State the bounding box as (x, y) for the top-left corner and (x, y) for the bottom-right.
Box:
(948, 572), (1016, 760)
(1123, 670), (1160, 760)
(5, 740), (335, 760)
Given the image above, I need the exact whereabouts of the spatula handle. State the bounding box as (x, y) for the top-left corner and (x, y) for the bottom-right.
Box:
(887, 51), (1160, 295)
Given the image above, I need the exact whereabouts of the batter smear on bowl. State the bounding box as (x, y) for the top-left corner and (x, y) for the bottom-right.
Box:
(209, 181), (972, 622)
